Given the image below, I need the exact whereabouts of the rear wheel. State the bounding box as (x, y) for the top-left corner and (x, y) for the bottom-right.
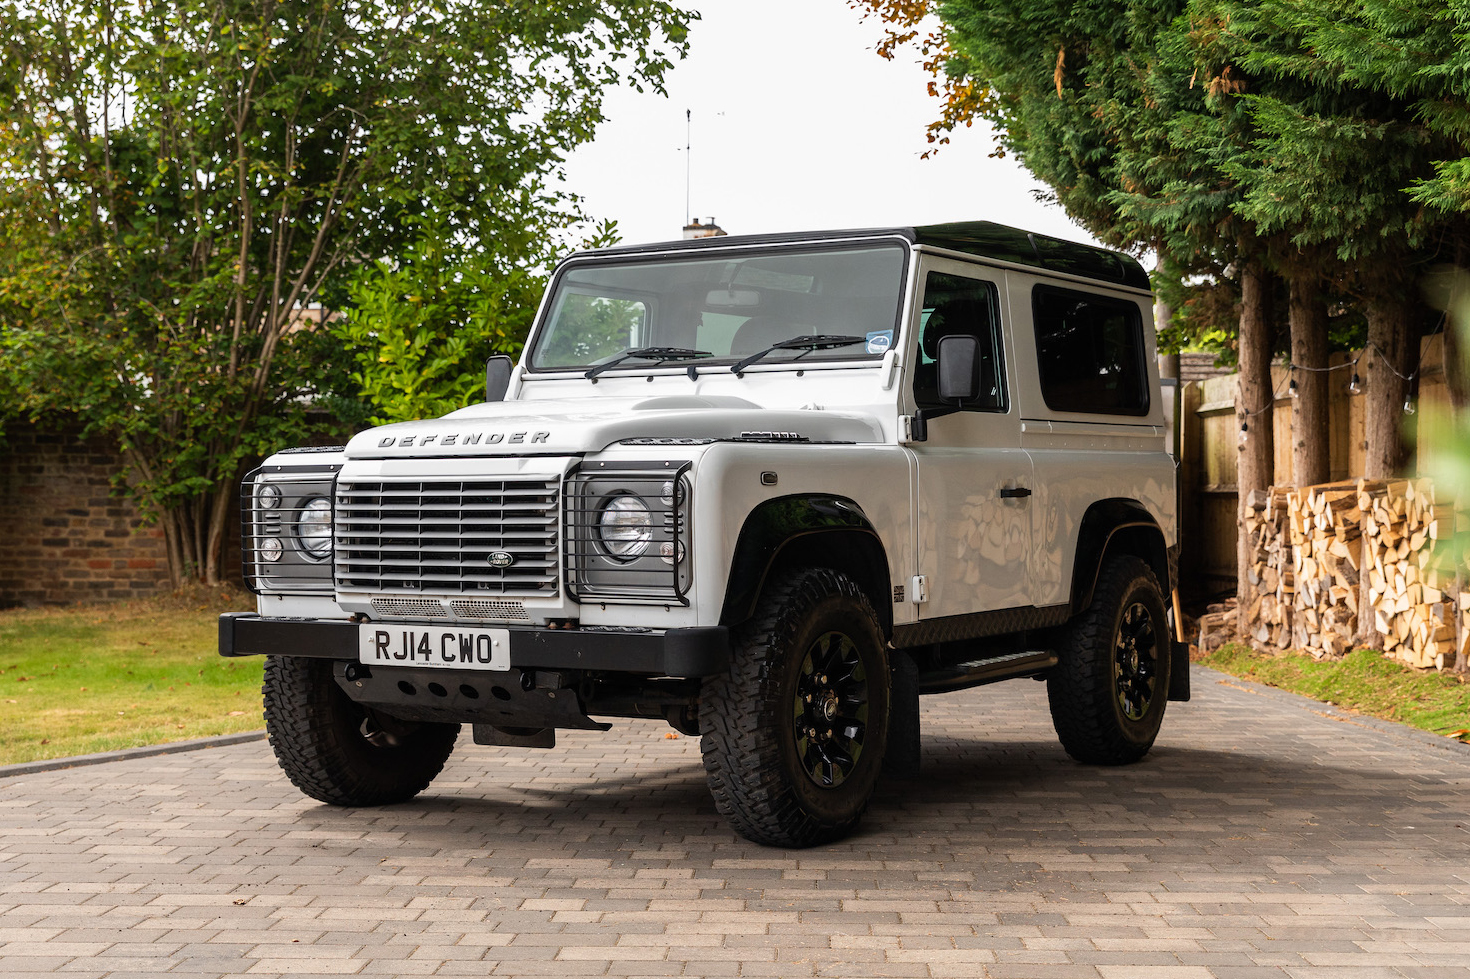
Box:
(700, 568), (890, 848)
(263, 656), (459, 805)
(1047, 555), (1170, 765)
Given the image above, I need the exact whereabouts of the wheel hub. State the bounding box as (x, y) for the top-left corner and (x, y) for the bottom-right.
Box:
(1113, 602), (1158, 721)
(791, 631), (870, 788)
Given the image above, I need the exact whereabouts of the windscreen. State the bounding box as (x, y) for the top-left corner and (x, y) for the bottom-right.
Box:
(528, 243), (907, 372)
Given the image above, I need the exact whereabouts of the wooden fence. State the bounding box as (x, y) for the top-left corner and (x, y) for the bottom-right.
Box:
(1177, 335), (1455, 601)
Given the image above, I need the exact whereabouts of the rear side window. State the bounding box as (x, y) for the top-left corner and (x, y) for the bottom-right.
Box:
(1031, 286), (1149, 416)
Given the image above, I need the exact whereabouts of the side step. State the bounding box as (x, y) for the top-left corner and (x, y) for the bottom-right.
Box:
(916, 650), (1058, 695)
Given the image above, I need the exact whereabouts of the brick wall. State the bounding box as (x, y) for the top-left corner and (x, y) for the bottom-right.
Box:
(1, 414), (353, 608)
(0, 423), (170, 607)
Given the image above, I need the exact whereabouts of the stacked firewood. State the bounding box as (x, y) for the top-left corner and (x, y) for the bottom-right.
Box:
(1237, 476), (1465, 672)
(1462, 591), (1470, 671)
(1361, 478), (1461, 670)
(1242, 487), (1292, 647)
(1287, 480), (1370, 660)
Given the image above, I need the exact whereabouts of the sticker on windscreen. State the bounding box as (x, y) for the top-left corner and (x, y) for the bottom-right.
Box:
(866, 330), (893, 354)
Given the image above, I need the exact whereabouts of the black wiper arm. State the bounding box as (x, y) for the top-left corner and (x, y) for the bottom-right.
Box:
(585, 347), (711, 379)
(730, 335), (867, 374)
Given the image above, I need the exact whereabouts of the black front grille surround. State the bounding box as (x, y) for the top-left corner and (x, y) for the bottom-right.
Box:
(240, 467), (340, 595)
(566, 462), (692, 605)
(334, 477), (560, 595)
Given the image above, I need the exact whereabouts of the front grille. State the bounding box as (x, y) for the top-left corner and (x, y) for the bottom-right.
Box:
(335, 478), (559, 595)
(371, 597), (449, 619)
(450, 599), (531, 621)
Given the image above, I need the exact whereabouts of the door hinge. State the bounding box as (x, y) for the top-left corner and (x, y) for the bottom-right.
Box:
(909, 575), (928, 604)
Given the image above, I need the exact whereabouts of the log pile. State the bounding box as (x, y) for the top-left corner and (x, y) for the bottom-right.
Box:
(1237, 476), (1465, 672)
(1242, 487), (1292, 648)
(1287, 480), (1369, 660)
(1361, 478), (1460, 670)
(1462, 591), (1470, 671)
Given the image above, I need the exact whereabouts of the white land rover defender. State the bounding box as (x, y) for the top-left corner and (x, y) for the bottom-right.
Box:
(221, 221), (1187, 848)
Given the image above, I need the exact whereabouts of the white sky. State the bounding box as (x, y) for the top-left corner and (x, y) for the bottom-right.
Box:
(559, 0), (1098, 249)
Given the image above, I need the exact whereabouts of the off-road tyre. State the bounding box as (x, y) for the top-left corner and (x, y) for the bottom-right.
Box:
(1048, 555), (1171, 765)
(262, 655), (460, 806)
(700, 568), (890, 848)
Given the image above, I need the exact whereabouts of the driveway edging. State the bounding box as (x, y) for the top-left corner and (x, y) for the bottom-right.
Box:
(0, 730), (266, 779)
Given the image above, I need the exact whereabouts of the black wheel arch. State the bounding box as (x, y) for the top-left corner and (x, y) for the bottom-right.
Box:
(1069, 499), (1172, 616)
(719, 495), (893, 639)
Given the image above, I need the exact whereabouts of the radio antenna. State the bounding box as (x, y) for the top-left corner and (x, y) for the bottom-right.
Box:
(684, 108), (692, 226)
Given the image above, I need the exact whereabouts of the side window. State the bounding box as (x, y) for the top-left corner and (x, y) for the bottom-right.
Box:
(912, 272), (1005, 411)
(1031, 286), (1150, 416)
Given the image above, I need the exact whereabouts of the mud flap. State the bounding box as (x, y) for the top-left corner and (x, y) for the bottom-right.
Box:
(883, 649), (921, 778)
(1168, 640), (1191, 702)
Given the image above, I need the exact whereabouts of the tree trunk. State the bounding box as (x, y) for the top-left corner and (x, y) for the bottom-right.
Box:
(1363, 296), (1413, 479)
(1236, 261), (1276, 633)
(156, 491), (232, 589)
(1289, 272), (1330, 487)
(1447, 230), (1470, 413)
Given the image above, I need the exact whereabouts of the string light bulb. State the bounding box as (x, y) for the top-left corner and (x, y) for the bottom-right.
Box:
(1403, 397), (1416, 416)
(1238, 421), (1249, 446)
(1288, 377), (1299, 398)
(1347, 372), (1362, 396)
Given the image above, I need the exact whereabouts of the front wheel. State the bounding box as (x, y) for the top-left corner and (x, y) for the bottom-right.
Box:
(1047, 555), (1171, 765)
(262, 656), (460, 806)
(700, 568), (890, 848)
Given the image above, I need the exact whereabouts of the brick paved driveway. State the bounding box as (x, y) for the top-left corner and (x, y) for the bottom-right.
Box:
(2, 666), (1468, 979)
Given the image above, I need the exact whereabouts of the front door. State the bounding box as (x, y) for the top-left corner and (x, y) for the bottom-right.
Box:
(906, 258), (1033, 620)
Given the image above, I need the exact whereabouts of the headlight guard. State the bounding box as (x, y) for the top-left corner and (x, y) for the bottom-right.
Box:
(242, 467), (339, 594)
(566, 462), (692, 604)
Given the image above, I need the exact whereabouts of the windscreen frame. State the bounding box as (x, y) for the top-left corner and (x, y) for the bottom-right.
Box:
(524, 236), (913, 375)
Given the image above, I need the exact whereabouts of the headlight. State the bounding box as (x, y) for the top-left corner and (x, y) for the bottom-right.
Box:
(597, 495), (653, 560)
(297, 496), (334, 559)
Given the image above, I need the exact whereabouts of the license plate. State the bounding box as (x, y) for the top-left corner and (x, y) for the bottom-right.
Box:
(358, 625), (510, 671)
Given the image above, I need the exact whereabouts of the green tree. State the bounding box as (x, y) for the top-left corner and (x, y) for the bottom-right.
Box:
(0, 0), (693, 586)
(1191, 0), (1455, 481)
(335, 220), (620, 425)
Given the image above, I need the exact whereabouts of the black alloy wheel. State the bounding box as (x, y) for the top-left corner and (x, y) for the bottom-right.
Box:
(792, 631), (871, 788)
(1113, 602), (1157, 721)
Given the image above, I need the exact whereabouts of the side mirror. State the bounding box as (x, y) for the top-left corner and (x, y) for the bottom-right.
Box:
(936, 334), (981, 403)
(485, 355), (513, 402)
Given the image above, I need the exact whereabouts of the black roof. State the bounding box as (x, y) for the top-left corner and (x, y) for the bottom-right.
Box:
(592, 220), (1151, 291)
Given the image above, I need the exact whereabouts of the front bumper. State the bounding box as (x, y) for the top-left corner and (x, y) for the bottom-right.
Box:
(218, 613), (730, 678)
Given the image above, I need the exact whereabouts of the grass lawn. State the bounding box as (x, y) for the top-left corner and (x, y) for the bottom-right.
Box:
(0, 588), (262, 766)
(1199, 643), (1470, 744)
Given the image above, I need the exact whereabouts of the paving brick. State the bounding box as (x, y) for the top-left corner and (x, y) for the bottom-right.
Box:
(1, 667), (1468, 978)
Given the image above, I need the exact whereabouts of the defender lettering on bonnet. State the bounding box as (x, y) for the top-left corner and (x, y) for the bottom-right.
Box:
(228, 220), (1180, 852)
(377, 431), (551, 447)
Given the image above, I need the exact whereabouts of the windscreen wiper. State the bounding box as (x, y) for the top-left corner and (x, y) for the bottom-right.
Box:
(585, 347), (712, 379)
(730, 335), (867, 375)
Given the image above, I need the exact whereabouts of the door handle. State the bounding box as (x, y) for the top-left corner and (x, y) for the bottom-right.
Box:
(999, 486), (1032, 499)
